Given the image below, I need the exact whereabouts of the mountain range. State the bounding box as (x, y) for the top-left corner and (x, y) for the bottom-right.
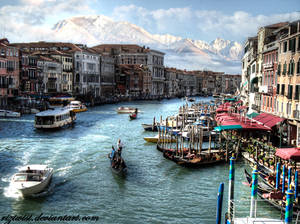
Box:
(52, 15), (243, 73)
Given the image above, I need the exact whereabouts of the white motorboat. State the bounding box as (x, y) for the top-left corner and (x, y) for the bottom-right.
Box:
(0, 109), (21, 118)
(65, 101), (87, 113)
(11, 165), (53, 197)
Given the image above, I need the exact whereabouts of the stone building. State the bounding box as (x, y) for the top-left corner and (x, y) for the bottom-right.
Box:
(275, 20), (300, 146)
(37, 56), (62, 94)
(91, 44), (165, 98)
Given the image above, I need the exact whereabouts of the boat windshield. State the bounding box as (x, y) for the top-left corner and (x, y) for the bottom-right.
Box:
(14, 174), (27, 182)
(14, 173), (42, 182)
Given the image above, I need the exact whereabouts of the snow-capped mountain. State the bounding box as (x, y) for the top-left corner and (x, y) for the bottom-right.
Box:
(52, 15), (242, 73)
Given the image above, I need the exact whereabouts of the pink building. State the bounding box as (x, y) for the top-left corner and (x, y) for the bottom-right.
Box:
(0, 38), (20, 107)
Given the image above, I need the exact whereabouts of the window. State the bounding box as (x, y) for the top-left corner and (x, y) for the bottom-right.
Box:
(283, 41), (287, 52)
(288, 85), (293, 99)
(295, 85), (300, 100)
(277, 63), (281, 76)
(283, 62), (287, 75)
(281, 84), (285, 96)
(289, 38), (296, 52)
(277, 84), (280, 94)
(297, 59), (300, 74)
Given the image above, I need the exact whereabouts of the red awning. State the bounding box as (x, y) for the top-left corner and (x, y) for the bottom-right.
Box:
(215, 112), (271, 131)
(275, 148), (300, 162)
(253, 113), (285, 128)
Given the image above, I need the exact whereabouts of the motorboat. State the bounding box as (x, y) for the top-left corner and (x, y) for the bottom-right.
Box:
(34, 108), (76, 129)
(116, 107), (139, 114)
(11, 165), (53, 197)
(65, 101), (87, 113)
(0, 109), (21, 118)
(141, 123), (158, 131)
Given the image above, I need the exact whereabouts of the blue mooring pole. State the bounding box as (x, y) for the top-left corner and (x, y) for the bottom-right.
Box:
(295, 170), (298, 201)
(228, 156), (235, 221)
(275, 162), (280, 190)
(282, 165), (286, 193)
(288, 167), (292, 190)
(250, 168), (258, 218)
(285, 188), (294, 224)
(216, 183), (224, 224)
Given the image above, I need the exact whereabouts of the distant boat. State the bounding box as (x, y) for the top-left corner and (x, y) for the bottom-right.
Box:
(129, 113), (137, 120)
(65, 101), (87, 113)
(11, 164), (53, 197)
(116, 107), (139, 114)
(0, 109), (21, 118)
(34, 108), (76, 129)
(141, 123), (158, 131)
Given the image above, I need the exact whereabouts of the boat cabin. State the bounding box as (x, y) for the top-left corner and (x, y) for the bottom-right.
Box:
(35, 108), (76, 129)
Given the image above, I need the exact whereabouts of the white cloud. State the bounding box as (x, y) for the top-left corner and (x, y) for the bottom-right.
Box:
(111, 5), (300, 42)
(0, 0), (96, 42)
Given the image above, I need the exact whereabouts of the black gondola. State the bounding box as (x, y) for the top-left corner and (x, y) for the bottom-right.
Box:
(244, 169), (300, 216)
(129, 113), (137, 120)
(108, 152), (127, 175)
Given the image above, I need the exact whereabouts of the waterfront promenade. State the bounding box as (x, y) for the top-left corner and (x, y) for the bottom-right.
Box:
(0, 97), (280, 223)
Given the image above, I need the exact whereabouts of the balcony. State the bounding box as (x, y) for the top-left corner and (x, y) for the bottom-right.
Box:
(263, 62), (274, 69)
(294, 110), (300, 120)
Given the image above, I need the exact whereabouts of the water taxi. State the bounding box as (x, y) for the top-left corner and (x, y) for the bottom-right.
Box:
(66, 101), (87, 113)
(0, 109), (21, 118)
(11, 165), (53, 197)
(34, 108), (76, 129)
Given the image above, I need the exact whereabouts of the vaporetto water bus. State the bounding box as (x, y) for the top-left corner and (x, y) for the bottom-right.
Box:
(34, 108), (76, 129)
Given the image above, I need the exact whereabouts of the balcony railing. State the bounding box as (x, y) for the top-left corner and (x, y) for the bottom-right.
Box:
(263, 62), (274, 69)
(294, 110), (300, 120)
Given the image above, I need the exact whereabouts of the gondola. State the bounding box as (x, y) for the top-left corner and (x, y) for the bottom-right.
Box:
(108, 153), (127, 175)
(163, 151), (225, 168)
(158, 144), (226, 168)
(244, 169), (300, 216)
(129, 113), (137, 120)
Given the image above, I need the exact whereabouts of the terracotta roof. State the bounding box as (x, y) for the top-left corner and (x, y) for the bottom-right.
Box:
(91, 44), (151, 54)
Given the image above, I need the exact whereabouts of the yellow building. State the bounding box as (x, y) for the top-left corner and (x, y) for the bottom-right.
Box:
(276, 20), (300, 146)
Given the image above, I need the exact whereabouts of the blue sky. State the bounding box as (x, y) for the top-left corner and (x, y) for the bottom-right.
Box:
(0, 0), (299, 43)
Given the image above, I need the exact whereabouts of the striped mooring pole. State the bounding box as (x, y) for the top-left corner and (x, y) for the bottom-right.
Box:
(288, 167), (292, 190)
(216, 182), (224, 224)
(227, 156), (235, 221)
(295, 170), (298, 201)
(275, 162), (280, 190)
(282, 165), (286, 193)
(250, 168), (258, 218)
(285, 188), (294, 224)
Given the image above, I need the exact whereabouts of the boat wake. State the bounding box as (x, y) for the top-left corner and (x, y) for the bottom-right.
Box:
(3, 183), (23, 199)
(0, 119), (34, 123)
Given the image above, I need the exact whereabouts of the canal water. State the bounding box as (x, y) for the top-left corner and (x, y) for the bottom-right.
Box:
(0, 97), (281, 224)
